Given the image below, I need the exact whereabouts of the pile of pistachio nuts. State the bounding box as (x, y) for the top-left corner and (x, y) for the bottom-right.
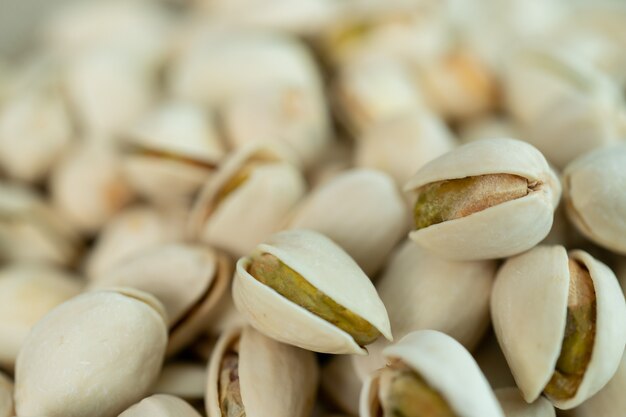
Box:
(1, 0), (626, 416)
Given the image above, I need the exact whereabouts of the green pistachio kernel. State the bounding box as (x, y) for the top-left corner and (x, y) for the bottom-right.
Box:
(247, 252), (380, 346)
(544, 259), (596, 401)
(412, 174), (530, 230)
(379, 362), (458, 417)
(219, 348), (245, 417)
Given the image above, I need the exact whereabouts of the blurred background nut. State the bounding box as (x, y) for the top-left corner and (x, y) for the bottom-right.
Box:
(152, 362), (206, 404)
(320, 355), (362, 416)
(118, 394), (201, 417)
(563, 145), (626, 254)
(405, 138), (561, 260)
(0, 263), (82, 371)
(14, 288), (168, 417)
(233, 229), (392, 354)
(495, 387), (555, 417)
(0, 371), (13, 417)
(491, 245), (626, 409)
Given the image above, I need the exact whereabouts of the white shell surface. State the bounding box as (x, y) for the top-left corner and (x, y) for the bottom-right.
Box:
(118, 394), (201, 417)
(495, 387), (555, 417)
(572, 351), (626, 417)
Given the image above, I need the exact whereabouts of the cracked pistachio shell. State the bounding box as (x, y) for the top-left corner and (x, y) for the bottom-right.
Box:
(360, 330), (504, 417)
(571, 350), (626, 417)
(124, 101), (225, 204)
(563, 145), (626, 254)
(169, 29), (322, 107)
(0, 182), (80, 266)
(504, 48), (624, 168)
(355, 110), (457, 186)
(353, 240), (496, 379)
(118, 394), (201, 417)
(51, 140), (134, 234)
(287, 169), (408, 277)
(15, 288), (168, 417)
(0, 264), (82, 371)
(221, 83), (331, 168)
(188, 144), (306, 258)
(91, 243), (231, 356)
(320, 355), (362, 416)
(206, 326), (318, 417)
(0, 371), (13, 417)
(85, 205), (185, 279)
(495, 388), (555, 417)
(233, 229), (392, 354)
(491, 245), (626, 409)
(152, 362), (206, 401)
(404, 138), (561, 260)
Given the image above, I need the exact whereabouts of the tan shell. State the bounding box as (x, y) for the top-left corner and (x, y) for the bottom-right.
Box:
(495, 388), (555, 417)
(404, 138), (561, 260)
(14, 289), (168, 417)
(206, 326), (318, 417)
(90, 243), (231, 356)
(287, 169), (408, 277)
(571, 350), (626, 417)
(563, 145), (626, 254)
(85, 205), (185, 279)
(355, 110), (457, 186)
(0, 263), (83, 371)
(0, 371), (13, 417)
(360, 330), (504, 417)
(152, 362), (206, 400)
(0, 182), (80, 266)
(188, 144), (306, 258)
(353, 240), (496, 378)
(320, 355), (362, 416)
(118, 394), (201, 417)
(124, 101), (225, 204)
(233, 229), (392, 354)
(221, 83), (331, 168)
(50, 140), (134, 234)
(491, 245), (626, 408)
(504, 47), (624, 168)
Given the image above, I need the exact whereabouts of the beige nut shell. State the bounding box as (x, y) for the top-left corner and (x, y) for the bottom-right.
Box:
(206, 326), (318, 417)
(118, 394), (201, 417)
(495, 387), (555, 417)
(491, 245), (626, 409)
(404, 138), (561, 260)
(233, 229), (392, 354)
(360, 330), (504, 417)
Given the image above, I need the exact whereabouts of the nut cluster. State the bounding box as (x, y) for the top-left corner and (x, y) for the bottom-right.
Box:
(0, 1), (625, 417)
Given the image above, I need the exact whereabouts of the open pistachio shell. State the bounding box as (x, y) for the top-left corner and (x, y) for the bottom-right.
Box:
(360, 330), (504, 417)
(206, 326), (318, 417)
(91, 243), (231, 356)
(233, 229), (392, 354)
(287, 169), (408, 277)
(0, 263), (83, 371)
(491, 245), (626, 409)
(353, 240), (496, 378)
(152, 362), (206, 401)
(15, 288), (168, 417)
(495, 388), (555, 417)
(118, 394), (201, 417)
(0, 371), (13, 417)
(563, 145), (626, 254)
(188, 144), (306, 258)
(404, 138), (561, 260)
(320, 355), (362, 416)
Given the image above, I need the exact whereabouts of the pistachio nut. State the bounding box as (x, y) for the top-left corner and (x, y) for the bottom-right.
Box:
(458, 115), (521, 144)
(50, 140), (134, 234)
(0, 263), (82, 371)
(504, 47), (624, 168)
(495, 388), (555, 417)
(305, 138), (353, 189)
(14, 288), (168, 417)
(123, 101), (225, 204)
(360, 330), (504, 417)
(491, 245), (626, 409)
(0, 371), (13, 417)
(0, 182), (80, 266)
(85, 205), (185, 279)
(563, 145), (626, 254)
(188, 144), (306, 258)
(152, 362), (206, 401)
(353, 240), (496, 378)
(355, 110), (457, 186)
(287, 169), (408, 277)
(118, 394), (201, 417)
(233, 229), (392, 354)
(206, 326), (318, 417)
(321, 355), (362, 416)
(404, 138), (561, 260)
(90, 243), (231, 356)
